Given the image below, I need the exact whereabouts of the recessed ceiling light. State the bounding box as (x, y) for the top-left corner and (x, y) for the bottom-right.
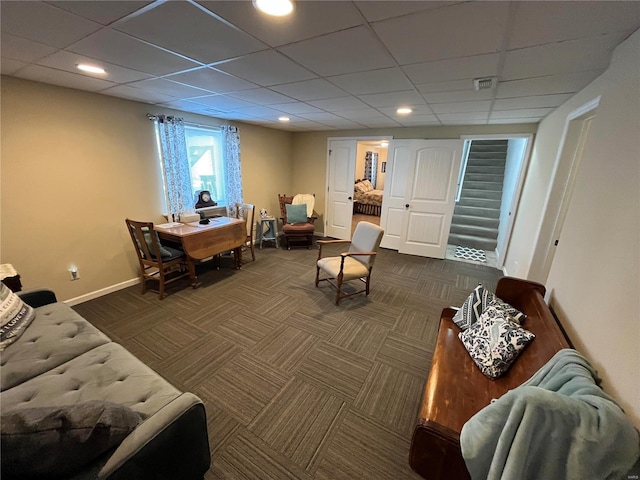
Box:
(278, 116), (290, 122)
(396, 107), (412, 115)
(380, 141), (389, 147)
(77, 64), (106, 75)
(253, 0), (294, 16)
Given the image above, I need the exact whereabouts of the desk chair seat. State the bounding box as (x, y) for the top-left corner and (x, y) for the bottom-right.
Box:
(125, 219), (189, 299)
(315, 221), (384, 305)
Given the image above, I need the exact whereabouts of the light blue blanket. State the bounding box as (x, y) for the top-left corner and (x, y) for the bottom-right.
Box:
(460, 349), (640, 480)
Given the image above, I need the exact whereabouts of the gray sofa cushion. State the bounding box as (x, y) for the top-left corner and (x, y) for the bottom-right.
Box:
(1, 401), (142, 479)
(0, 302), (110, 391)
(1, 342), (182, 419)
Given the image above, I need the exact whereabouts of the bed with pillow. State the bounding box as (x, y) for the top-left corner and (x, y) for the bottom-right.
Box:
(408, 276), (640, 480)
(353, 179), (383, 216)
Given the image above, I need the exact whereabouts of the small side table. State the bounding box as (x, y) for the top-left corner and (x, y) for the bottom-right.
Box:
(259, 217), (279, 249)
(1, 264), (22, 292)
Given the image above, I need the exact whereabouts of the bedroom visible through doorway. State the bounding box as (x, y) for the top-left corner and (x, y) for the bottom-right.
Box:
(353, 140), (387, 234)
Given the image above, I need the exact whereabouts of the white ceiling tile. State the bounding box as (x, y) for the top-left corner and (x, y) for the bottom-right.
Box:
(114, 1), (266, 63)
(16, 64), (115, 91)
(493, 94), (574, 111)
(397, 116), (441, 126)
(357, 117), (402, 128)
(68, 29), (200, 76)
(308, 96), (369, 111)
(442, 119), (488, 125)
(270, 103), (325, 115)
(100, 84), (176, 104)
(509, 1), (640, 50)
(157, 99), (213, 113)
(164, 67), (257, 94)
(328, 67), (413, 95)
(490, 108), (554, 119)
(437, 112), (489, 122)
(37, 50), (150, 83)
(46, 1), (152, 26)
(187, 95), (257, 111)
(127, 78), (212, 99)
(198, 1), (363, 47)
(358, 90), (426, 108)
(271, 79), (346, 101)
(1, 1), (101, 49)
(373, 2), (509, 65)
(1, 58), (28, 75)
(226, 88), (295, 105)
(496, 71), (604, 98)
(233, 106), (285, 119)
(423, 88), (494, 104)
(333, 108), (387, 121)
(279, 26), (396, 77)
(431, 101), (491, 114)
(214, 50), (316, 86)
(325, 119), (368, 129)
(297, 112), (349, 123)
(1, 34), (57, 63)
(402, 53), (500, 84)
(416, 79), (476, 94)
(502, 33), (627, 81)
(356, 1), (454, 22)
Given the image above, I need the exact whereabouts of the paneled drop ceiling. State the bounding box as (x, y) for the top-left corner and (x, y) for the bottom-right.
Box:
(2, 1), (639, 131)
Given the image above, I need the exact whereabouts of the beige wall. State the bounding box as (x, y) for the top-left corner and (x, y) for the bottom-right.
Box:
(506, 30), (640, 426)
(291, 124), (537, 233)
(0, 76), (292, 302)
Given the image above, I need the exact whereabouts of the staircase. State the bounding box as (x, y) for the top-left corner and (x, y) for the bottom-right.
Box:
(448, 140), (507, 251)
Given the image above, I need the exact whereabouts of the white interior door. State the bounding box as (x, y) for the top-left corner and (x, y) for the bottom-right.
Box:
(325, 139), (356, 239)
(381, 140), (463, 258)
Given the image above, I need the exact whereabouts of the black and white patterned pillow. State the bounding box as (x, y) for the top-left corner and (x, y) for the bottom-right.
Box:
(452, 285), (526, 330)
(458, 305), (535, 379)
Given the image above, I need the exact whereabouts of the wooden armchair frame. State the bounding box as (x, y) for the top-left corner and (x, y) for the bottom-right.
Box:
(278, 194), (317, 250)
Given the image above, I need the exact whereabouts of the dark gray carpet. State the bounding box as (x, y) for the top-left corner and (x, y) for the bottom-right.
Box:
(73, 242), (502, 479)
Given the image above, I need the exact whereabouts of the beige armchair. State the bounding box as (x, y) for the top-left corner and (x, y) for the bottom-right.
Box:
(315, 221), (384, 305)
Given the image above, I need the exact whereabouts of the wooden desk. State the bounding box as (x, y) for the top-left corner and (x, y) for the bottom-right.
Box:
(155, 218), (246, 287)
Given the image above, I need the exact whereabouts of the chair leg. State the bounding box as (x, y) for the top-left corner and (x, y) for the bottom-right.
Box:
(335, 273), (344, 305)
(315, 267), (320, 287)
(250, 242), (255, 261)
(365, 273), (371, 296)
(158, 270), (165, 300)
(140, 275), (147, 295)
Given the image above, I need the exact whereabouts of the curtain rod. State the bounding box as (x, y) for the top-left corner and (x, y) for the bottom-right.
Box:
(146, 113), (232, 131)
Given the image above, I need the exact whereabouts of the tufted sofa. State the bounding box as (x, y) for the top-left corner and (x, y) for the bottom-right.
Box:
(0, 289), (211, 479)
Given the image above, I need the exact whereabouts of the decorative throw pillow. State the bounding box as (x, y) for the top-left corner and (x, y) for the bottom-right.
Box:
(459, 305), (536, 379)
(0, 284), (36, 351)
(286, 203), (308, 224)
(361, 179), (374, 192)
(1, 401), (143, 478)
(354, 181), (368, 193)
(453, 285), (525, 330)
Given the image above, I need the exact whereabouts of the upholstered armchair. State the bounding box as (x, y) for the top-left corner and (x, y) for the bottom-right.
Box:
(315, 221), (384, 305)
(278, 194), (317, 249)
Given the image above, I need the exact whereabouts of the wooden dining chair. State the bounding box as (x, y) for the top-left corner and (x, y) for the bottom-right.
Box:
(125, 219), (189, 299)
(235, 202), (256, 262)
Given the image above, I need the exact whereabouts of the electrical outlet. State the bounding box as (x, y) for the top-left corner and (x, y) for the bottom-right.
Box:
(69, 267), (79, 281)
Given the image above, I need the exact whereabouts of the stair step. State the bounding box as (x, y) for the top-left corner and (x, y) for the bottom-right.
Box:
(462, 180), (503, 191)
(448, 233), (497, 251)
(456, 197), (501, 209)
(460, 189), (502, 201)
(452, 214), (499, 228)
(468, 152), (508, 161)
(466, 165), (505, 175)
(450, 223), (498, 238)
(454, 205), (500, 218)
(463, 172), (504, 183)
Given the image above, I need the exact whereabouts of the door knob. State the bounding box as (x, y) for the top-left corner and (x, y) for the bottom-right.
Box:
(348, 196), (352, 200)
(405, 204), (410, 208)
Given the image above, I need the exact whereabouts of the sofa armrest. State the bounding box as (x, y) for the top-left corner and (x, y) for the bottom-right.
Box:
(17, 289), (58, 308)
(99, 393), (210, 480)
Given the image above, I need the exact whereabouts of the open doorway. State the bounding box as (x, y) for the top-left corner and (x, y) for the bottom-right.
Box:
(352, 140), (388, 235)
(445, 134), (533, 269)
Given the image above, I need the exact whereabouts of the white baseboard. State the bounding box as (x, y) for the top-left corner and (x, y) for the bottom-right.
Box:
(63, 277), (140, 306)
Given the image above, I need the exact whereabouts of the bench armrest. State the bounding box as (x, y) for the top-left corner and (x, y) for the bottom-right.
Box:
(17, 289), (58, 308)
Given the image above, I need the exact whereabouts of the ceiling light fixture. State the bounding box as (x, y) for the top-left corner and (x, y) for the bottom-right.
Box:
(396, 107), (412, 115)
(380, 141), (389, 147)
(77, 64), (106, 75)
(253, 0), (294, 16)
(278, 116), (290, 122)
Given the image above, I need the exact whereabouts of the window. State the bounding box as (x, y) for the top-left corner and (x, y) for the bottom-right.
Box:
(184, 126), (226, 206)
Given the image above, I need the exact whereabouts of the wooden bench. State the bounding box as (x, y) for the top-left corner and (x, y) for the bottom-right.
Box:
(409, 277), (571, 479)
